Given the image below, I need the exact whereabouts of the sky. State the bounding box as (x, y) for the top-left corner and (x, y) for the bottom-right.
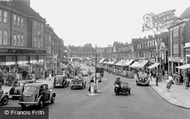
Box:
(31, 0), (190, 47)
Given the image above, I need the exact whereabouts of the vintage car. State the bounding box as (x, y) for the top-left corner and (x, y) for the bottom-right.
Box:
(18, 83), (56, 109)
(81, 69), (88, 76)
(136, 72), (150, 86)
(0, 88), (9, 105)
(70, 76), (86, 89)
(114, 82), (131, 96)
(53, 75), (69, 88)
(9, 80), (35, 99)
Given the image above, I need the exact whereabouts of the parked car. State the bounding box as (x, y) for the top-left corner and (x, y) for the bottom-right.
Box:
(18, 83), (56, 109)
(0, 88), (9, 105)
(136, 72), (150, 86)
(53, 75), (69, 88)
(9, 80), (35, 99)
(81, 69), (88, 76)
(70, 76), (86, 89)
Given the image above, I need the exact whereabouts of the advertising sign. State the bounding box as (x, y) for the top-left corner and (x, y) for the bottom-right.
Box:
(142, 9), (176, 32)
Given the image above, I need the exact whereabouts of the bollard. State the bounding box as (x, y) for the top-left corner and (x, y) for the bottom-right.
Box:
(90, 84), (94, 94)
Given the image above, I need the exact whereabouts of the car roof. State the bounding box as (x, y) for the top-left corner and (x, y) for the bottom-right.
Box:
(24, 82), (47, 87)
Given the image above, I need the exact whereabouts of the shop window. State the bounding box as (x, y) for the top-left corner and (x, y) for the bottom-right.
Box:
(3, 11), (8, 23)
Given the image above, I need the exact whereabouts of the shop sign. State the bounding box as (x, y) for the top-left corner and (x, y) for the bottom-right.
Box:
(142, 9), (176, 32)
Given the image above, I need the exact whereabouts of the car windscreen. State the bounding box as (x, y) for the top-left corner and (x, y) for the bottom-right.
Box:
(23, 85), (37, 93)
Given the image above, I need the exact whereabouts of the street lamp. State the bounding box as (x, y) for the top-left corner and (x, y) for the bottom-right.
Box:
(95, 45), (98, 93)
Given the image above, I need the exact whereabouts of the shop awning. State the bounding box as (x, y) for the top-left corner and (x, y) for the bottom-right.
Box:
(130, 61), (139, 68)
(114, 59), (125, 66)
(137, 60), (149, 68)
(107, 60), (116, 65)
(147, 63), (160, 69)
(99, 58), (105, 63)
(176, 64), (190, 69)
(130, 60), (148, 68)
(122, 59), (134, 66)
(60, 62), (67, 69)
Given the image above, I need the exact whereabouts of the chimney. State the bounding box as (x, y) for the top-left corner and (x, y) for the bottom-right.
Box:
(22, 0), (30, 6)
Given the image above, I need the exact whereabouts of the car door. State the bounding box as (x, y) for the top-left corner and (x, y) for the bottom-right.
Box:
(42, 84), (50, 101)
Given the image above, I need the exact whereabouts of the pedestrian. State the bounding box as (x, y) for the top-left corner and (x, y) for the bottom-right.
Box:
(184, 73), (189, 89)
(166, 74), (174, 92)
(31, 71), (36, 82)
(49, 70), (52, 81)
(179, 73), (184, 85)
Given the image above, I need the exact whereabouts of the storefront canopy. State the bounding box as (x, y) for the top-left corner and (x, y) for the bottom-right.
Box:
(147, 63), (160, 69)
(60, 62), (67, 69)
(99, 58), (105, 63)
(130, 60), (148, 68)
(107, 61), (116, 65)
(130, 61), (139, 68)
(122, 59), (134, 66)
(114, 59), (125, 66)
(176, 64), (190, 69)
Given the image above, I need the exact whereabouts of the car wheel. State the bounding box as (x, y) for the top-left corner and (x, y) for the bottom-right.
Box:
(71, 86), (74, 90)
(38, 99), (44, 108)
(51, 95), (55, 103)
(128, 90), (131, 95)
(2, 96), (9, 105)
(21, 104), (26, 109)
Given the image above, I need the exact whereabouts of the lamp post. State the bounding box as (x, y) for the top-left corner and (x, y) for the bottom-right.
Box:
(95, 45), (98, 93)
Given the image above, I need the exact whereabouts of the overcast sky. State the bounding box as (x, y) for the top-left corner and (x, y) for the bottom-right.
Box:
(31, 0), (190, 47)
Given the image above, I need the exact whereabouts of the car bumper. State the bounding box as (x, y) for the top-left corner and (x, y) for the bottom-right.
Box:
(18, 101), (38, 105)
(137, 81), (149, 85)
(71, 84), (83, 87)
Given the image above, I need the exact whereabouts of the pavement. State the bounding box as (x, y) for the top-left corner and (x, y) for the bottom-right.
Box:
(150, 79), (190, 109)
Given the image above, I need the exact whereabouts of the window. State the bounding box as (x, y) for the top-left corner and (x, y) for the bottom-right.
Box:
(34, 36), (36, 47)
(4, 11), (8, 23)
(173, 27), (179, 37)
(17, 16), (20, 26)
(41, 37), (43, 47)
(3, 30), (8, 45)
(38, 22), (40, 29)
(34, 21), (37, 29)
(0, 30), (2, 45)
(21, 33), (24, 46)
(41, 24), (43, 31)
(17, 33), (20, 46)
(21, 18), (24, 27)
(13, 14), (16, 25)
(0, 10), (2, 22)
(173, 44), (179, 54)
(37, 37), (40, 48)
(13, 32), (17, 46)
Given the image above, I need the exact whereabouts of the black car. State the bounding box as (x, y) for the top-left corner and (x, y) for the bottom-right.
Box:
(9, 80), (35, 99)
(70, 77), (86, 89)
(0, 88), (9, 105)
(18, 83), (56, 109)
